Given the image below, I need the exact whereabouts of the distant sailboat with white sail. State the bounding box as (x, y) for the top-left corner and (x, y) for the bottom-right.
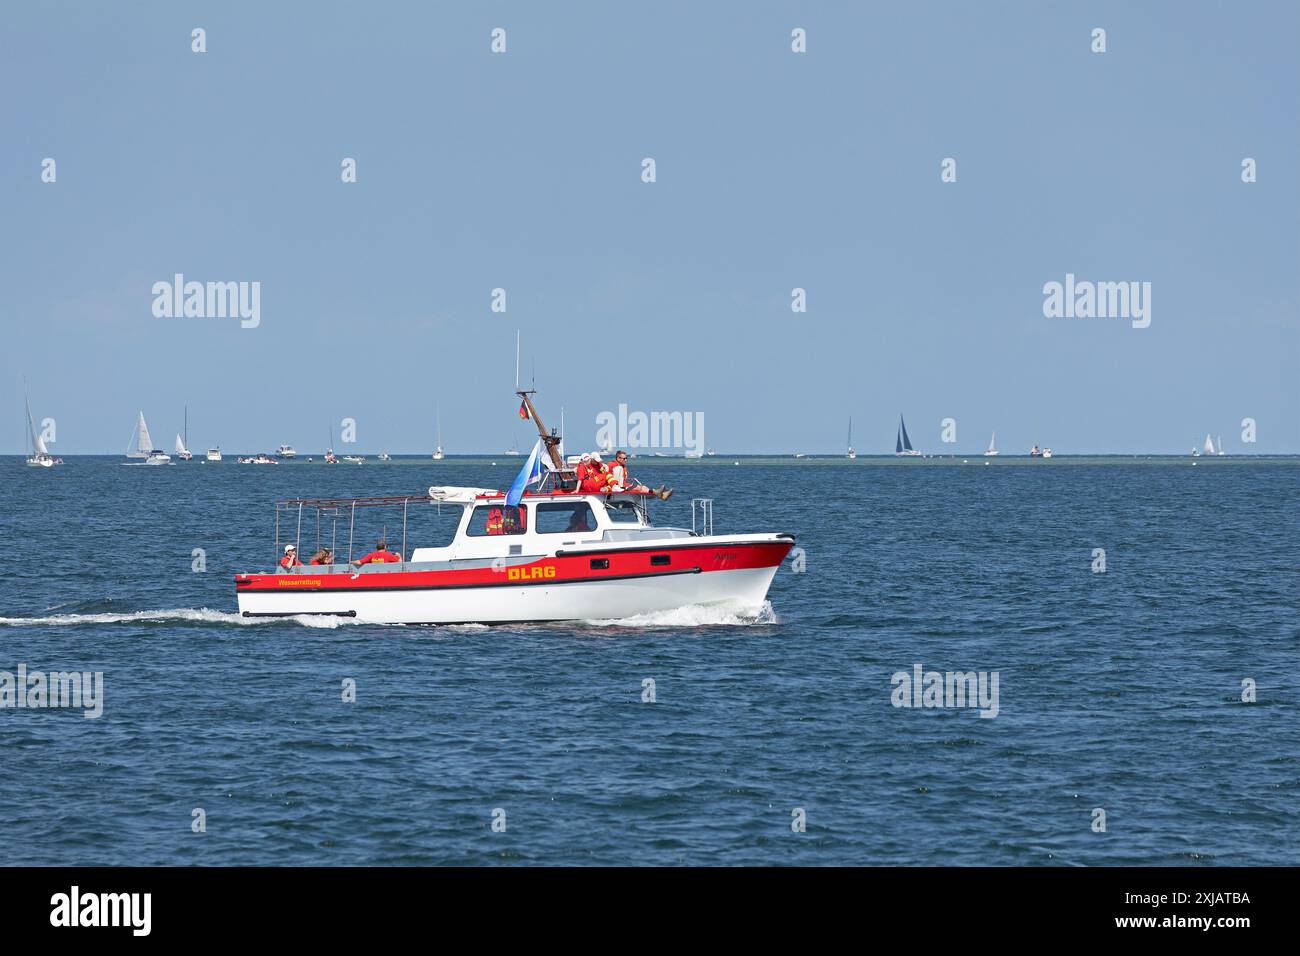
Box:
(1216, 435), (1225, 456)
(24, 390), (62, 467)
(174, 406), (193, 460)
(846, 418), (856, 459)
(126, 411), (170, 464)
(895, 415), (922, 457)
(1203, 434), (1215, 457)
(984, 431), (998, 456)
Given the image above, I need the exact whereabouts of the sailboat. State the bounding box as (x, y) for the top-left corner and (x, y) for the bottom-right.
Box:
(895, 415), (922, 457)
(1203, 434), (1215, 457)
(174, 407), (193, 460)
(984, 431), (998, 456)
(433, 405), (444, 460)
(24, 391), (62, 466)
(847, 418), (856, 459)
(126, 411), (170, 464)
(1216, 435), (1225, 456)
(324, 426), (338, 464)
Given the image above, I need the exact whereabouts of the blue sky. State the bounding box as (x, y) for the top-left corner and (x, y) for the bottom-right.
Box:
(2, 1), (1296, 454)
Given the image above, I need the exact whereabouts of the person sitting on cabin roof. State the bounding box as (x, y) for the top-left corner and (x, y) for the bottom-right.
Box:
(574, 453), (593, 489)
(354, 538), (402, 566)
(610, 450), (673, 500)
(280, 544), (305, 570)
(579, 453), (613, 493)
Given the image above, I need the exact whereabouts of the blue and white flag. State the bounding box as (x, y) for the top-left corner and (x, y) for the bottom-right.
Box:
(506, 438), (547, 506)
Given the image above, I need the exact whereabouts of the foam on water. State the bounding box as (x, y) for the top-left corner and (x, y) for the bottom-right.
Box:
(0, 607), (366, 628)
(586, 600), (777, 628)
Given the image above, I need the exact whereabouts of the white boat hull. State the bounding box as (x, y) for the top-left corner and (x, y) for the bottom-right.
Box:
(238, 565), (780, 625)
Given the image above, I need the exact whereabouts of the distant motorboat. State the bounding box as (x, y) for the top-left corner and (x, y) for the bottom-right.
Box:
(1042, 447), (1053, 459)
(984, 431), (998, 456)
(895, 416), (922, 456)
(378, 452), (391, 461)
(239, 454), (278, 465)
(276, 444), (297, 459)
(206, 447), (223, 462)
(144, 449), (172, 465)
(344, 455), (364, 464)
(707, 448), (715, 456)
(793, 453), (807, 459)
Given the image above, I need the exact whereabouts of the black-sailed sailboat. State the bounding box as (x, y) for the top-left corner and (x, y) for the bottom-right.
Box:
(895, 415), (922, 457)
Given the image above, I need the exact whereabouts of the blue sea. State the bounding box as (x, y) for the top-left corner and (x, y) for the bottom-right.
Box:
(1, 456), (1297, 865)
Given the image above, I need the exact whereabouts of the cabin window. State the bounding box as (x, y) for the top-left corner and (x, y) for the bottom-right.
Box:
(604, 499), (643, 524)
(535, 502), (596, 534)
(590, 558), (609, 570)
(650, 554), (670, 566)
(466, 504), (528, 536)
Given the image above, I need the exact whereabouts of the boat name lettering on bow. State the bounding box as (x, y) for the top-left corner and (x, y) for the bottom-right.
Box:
(277, 579), (322, 587)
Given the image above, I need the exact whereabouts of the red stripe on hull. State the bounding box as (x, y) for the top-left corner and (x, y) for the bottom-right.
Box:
(235, 541), (793, 594)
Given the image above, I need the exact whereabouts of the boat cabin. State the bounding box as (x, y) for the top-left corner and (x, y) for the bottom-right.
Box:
(268, 486), (696, 574)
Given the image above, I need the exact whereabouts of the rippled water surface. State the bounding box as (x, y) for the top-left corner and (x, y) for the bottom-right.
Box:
(1, 456), (1297, 865)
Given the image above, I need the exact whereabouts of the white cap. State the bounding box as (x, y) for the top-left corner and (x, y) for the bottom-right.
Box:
(590, 452), (602, 462)
(284, 544), (296, 552)
(580, 452), (591, 461)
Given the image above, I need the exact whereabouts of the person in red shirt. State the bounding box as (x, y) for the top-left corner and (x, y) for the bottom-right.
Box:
(279, 544), (303, 570)
(579, 454), (612, 493)
(354, 538), (402, 566)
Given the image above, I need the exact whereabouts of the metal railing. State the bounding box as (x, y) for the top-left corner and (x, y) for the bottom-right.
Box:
(690, 498), (714, 537)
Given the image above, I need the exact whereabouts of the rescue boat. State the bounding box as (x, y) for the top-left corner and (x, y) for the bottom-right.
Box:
(233, 382), (794, 625)
(234, 487), (793, 624)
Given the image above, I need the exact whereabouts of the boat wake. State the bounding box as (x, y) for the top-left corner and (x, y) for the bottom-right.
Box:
(0, 607), (364, 629)
(585, 600), (778, 628)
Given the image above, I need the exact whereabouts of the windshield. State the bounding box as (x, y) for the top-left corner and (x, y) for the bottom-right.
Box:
(604, 499), (644, 524)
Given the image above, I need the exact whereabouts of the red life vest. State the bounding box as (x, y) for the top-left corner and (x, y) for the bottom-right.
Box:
(486, 507), (505, 534)
(580, 465), (609, 493)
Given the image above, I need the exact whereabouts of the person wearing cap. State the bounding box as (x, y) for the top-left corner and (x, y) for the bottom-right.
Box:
(574, 452), (594, 489)
(354, 538), (402, 566)
(579, 453), (612, 493)
(279, 544), (304, 570)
